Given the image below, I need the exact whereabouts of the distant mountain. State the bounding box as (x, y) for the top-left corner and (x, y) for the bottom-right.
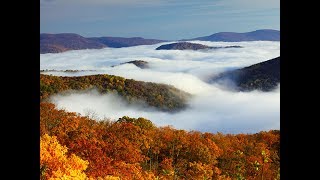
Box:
(40, 30), (279, 54)
(156, 42), (242, 50)
(88, 37), (166, 48)
(40, 33), (167, 54)
(186, 29), (280, 42)
(210, 56), (280, 91)
(156, 42), (211, 50)
(40, 33), (107, 54)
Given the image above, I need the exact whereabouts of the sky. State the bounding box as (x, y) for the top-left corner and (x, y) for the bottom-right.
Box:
(40, 40), (280, 133)
(40, 0), (280, 40)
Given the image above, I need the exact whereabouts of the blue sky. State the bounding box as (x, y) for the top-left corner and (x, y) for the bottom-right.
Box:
(40, 0), (279, 40)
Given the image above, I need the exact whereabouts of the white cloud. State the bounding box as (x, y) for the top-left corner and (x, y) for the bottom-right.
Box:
(41, 40), (280, 133)
(40, 40), (280, 83)
(50, 86), (279, 134)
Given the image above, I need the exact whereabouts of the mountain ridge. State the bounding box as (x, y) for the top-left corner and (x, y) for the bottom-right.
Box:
(88, 36), (167, 48)
(40, 33), (107, 53)
(185, 29), (280, 42)
(40, 33), (167, 54)
(40, 29), (279, 54)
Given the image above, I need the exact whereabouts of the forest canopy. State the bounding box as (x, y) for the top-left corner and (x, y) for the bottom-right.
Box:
(40, 74), (190, 112)
(40, 102), (280, 179)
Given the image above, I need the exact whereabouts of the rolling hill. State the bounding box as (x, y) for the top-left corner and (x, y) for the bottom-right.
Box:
(88, 37), (166, 48)
(40, 33), (107, 53)
(111, 60), (150, 69)
(40, 29), (279, 53)
(210, 56), (280, 91)
(156, 42), (242, 50)
(186, 29), (280, 42)
(40, 74), (190, 112)
(40, 33), (166, 54)
(156, 42), (211, 50)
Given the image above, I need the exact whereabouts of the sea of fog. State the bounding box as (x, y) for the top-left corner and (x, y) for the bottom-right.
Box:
(41, 40), (280, 133)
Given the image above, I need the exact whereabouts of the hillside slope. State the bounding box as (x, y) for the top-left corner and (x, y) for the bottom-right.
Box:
(40, 101), (280, 179)
(210, 56), (280, 91)
(40, 33), (106, 53)
(40, 74), (190, 112)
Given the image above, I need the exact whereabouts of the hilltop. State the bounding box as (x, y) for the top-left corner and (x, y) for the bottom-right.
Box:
(210, 56), (280, 91)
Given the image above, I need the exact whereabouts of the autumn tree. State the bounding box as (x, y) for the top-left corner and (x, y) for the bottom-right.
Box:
(40, 134), (88, 180)
(40, 102), (279, 179)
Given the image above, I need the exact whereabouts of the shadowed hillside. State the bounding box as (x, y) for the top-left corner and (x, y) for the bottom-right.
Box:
(111, 60), (149, 69)
(156, 42), (211, 50)
(210, 56), (280, 91)
(156, 42), (242, 50)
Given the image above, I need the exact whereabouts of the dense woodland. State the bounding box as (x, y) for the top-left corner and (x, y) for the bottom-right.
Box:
(40, 73), (280, 179)
(40, 102), (279, 180)
(40, 74), (190, 112)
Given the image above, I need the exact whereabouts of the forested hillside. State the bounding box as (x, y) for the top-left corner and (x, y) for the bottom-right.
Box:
(40, 102), (280, 180)
(40, 73), (279, 179)
(210, 57), (280, 91)
(40, 74), (190, 112)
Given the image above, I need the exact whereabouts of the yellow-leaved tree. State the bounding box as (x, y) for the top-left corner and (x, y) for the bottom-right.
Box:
(40, 134), (89, 180)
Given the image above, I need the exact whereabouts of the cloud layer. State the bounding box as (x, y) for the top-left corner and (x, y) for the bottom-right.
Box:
(41, 40), (280, 133)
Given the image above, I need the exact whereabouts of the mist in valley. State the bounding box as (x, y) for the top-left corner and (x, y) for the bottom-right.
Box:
(41, 40), (280, 133)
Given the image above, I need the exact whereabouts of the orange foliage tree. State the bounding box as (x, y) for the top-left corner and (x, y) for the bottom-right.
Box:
(40, 134), (88, 180)
(40, 102), (280, 179)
